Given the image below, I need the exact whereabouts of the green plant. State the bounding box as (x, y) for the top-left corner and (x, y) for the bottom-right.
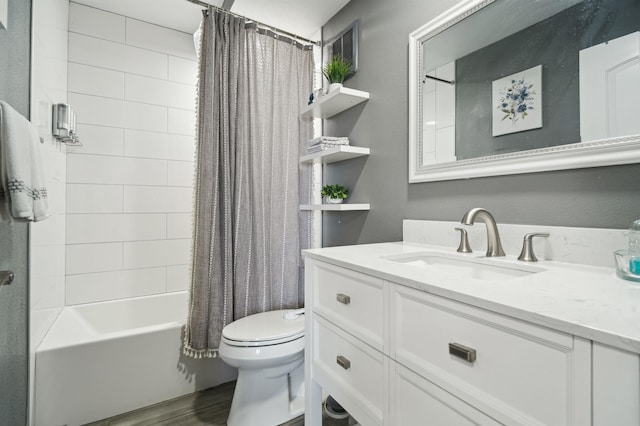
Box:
(322, 56), (352, 84)
(321, 184), (349, 199)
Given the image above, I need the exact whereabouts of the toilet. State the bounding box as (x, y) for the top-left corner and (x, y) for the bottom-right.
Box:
(218, 309), (305, 426)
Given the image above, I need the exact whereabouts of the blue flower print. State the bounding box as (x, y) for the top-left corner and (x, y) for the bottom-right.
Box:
(497, 77), (536, 124)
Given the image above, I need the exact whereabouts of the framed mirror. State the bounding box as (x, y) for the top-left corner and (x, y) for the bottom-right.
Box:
(409, 0), (640, 183)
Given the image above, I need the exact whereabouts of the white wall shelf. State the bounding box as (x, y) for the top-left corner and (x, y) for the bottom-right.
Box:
(301, 87), (370, 119)
(300, 146), (370, 164)
(299, 203), (370, 211)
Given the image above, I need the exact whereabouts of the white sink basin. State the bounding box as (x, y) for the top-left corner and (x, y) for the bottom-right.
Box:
(384, 251), (545, 282)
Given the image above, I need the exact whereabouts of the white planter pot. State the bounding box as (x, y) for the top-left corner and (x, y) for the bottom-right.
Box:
(325, 197), (344, 204)
(328, 83), (343, 93)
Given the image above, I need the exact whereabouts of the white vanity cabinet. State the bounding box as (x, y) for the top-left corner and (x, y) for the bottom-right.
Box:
(304, 259), (601, 426)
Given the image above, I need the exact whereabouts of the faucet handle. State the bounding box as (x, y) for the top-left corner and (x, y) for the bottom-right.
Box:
(454, 228), (472, 253)
(518, 233), (549, 262)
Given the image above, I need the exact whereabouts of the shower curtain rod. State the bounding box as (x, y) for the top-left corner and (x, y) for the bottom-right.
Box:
(185, 0), (321, 46)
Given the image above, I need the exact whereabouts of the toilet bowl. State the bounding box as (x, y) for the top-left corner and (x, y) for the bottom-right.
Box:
(218, 309), (305, 426)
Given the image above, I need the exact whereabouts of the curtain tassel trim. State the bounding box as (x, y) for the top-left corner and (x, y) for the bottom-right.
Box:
(182, 342), (220, 359)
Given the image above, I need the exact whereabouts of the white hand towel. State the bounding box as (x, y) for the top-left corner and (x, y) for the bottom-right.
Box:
(307, 136), (350, 147)
(0, 101), (50, 222)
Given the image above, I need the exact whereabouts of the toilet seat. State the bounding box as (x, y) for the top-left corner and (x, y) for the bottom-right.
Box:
(222, 309), (304, 347)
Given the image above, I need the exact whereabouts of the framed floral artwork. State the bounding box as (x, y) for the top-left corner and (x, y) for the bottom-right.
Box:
(492, 65), (543, 136)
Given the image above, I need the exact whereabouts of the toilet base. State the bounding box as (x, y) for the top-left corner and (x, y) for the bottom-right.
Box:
(226, 358), (305, 426)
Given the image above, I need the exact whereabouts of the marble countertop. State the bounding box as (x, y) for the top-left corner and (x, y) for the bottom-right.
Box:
(303, 241), (640, 354)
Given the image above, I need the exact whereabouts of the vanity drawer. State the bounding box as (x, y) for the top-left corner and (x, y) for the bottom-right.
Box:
(391, 361), (500, 426)
(310, 261), (385, 351)
(391, 285), (591, 426)
(312, 315), (387, 426)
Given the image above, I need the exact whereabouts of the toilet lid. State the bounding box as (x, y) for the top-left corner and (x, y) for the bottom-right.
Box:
(222, 309), (304, 346)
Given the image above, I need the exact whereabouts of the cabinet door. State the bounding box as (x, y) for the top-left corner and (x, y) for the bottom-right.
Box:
(391, 285), (591, 425)
(310, 261), (386, 351)
(592, 342), (640, 426)
(391, 361), (500, 426)
(311, 315), (387, 426)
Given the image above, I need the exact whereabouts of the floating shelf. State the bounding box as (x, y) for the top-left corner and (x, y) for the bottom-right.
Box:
(299, 203), (370, 211)
(301, 87), (370, 119)
(300, 146), (370, 164)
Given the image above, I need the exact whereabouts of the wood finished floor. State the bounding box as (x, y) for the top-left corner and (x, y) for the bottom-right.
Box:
(86, 381), (350, 426)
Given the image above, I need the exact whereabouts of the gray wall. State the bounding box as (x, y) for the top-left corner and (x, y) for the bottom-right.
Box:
(456, 0), (640, 159)
(0, 0), (31, 424)
(322, 0), (640, 247)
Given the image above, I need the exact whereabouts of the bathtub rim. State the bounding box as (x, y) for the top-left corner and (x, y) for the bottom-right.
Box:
(37, 291), (189, 352)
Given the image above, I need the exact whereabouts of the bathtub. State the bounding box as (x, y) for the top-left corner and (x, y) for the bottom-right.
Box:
(33, 292), (237, 426)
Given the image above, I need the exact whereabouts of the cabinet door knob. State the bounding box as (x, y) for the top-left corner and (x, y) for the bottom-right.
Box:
(336, 355), (351, 370)
(449, 343), (477, 363)
(336, 293), (351, 304)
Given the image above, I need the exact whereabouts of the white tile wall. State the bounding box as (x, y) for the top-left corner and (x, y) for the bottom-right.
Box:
(124, 130), (195, 161)
(66, 214), (166, 244)
(168, 161), (195, 187)
(435, 126), (456, 163)
(66, 3), (197, 305)
(66, 242), (123, 275)
(123, 101), (168, 132)
(167, 134), (197, 161)
(168, 108), (196, 136)
(435, 63), (455, 129)
(122, 239), (190, 269)
(167, 214), (191, 239)
(68, 92), (126, 128)
(69, 32), (168, 79)
(167, 265), (190, 292)
(66, 184), (123, 213)
(68, 124), (125, 156)
(123, 186), (168, 213)
(68, 62), (125, 99)
(166, 187), (194, 213)
(125, 18), (196, 59)
(68, 2), (125, 43)
(65, 268), (166, 305)
(121, 157), (168, 186)
(422, 61), (456, 164)
(125, 74), (196, 110)
(169, 56), (198, 85)
(67, 153), (124, 184)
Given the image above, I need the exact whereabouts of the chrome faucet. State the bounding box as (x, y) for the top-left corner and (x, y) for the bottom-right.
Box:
(460, 208), (505, 257)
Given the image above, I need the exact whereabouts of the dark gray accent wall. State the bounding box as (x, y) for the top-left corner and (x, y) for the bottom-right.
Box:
(321, 0), (640, 247)
(0, 0), (31, 115)
(455, 0), (640, 159)
(0, 0), (31, 425)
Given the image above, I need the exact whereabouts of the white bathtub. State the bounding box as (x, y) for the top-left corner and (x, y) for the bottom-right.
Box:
(34, 292), (237, 426)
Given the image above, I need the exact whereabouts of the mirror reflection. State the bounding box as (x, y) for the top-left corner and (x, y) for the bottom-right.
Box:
(418, 0), (640, 167)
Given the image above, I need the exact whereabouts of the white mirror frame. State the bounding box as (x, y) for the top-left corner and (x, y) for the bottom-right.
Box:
(408, 0), (640, 183)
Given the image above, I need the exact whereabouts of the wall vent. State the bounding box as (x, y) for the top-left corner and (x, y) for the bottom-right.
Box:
(325, 20), (359, 79)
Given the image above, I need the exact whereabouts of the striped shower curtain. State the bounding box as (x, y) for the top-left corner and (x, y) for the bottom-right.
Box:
(184, 9), (314, 358)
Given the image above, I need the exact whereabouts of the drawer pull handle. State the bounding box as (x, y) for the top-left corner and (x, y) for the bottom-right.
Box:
(336, 355), (351, 370)
(449, 343), (477, 363)
(336, 293), (351, 305)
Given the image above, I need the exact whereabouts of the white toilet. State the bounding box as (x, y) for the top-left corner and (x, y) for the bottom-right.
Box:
(218, 309), (305, 426)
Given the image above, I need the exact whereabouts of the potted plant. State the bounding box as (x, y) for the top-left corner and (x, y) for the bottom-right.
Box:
(321, 184), (349, 204)
(322, 56), (352, 93)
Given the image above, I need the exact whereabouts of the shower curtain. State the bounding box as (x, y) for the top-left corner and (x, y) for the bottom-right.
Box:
(184, 9), (314, 358)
